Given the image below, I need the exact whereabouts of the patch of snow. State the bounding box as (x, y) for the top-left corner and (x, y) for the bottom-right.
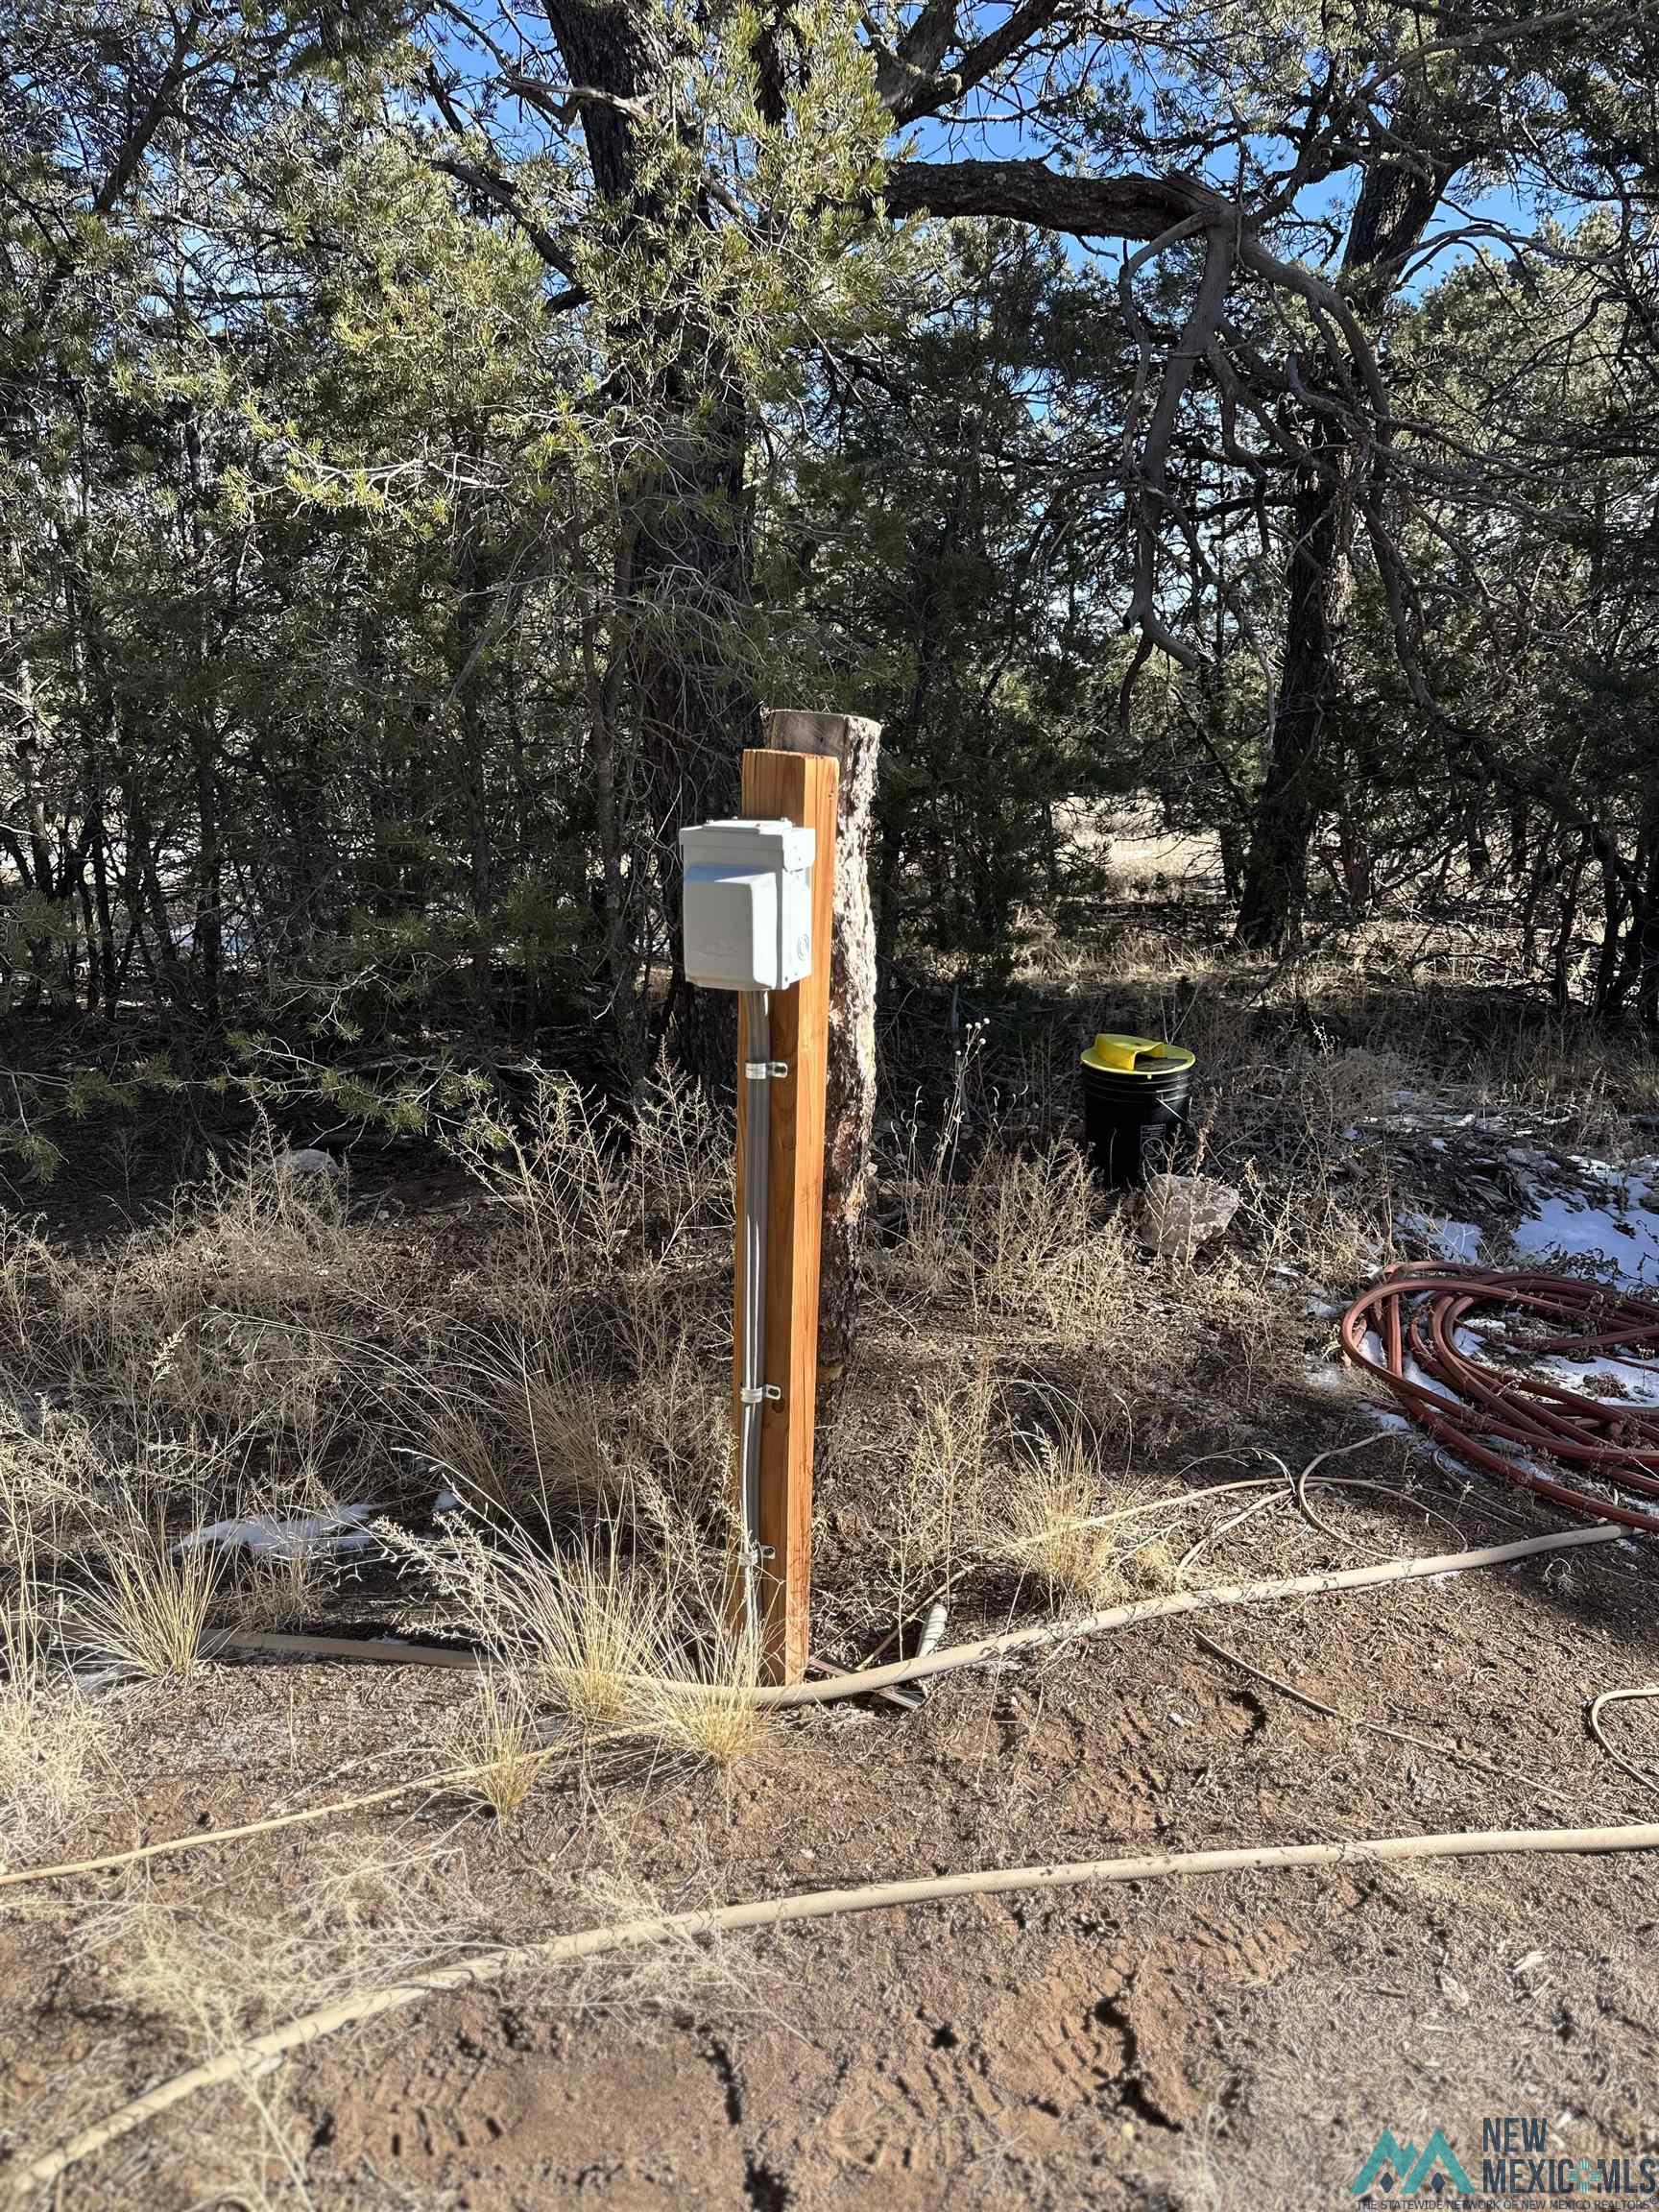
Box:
(185, 1501), (382, 1558)
(1401, 1349), (1460, 1407)
(1512, 1171), (1659, 1283)
(1397, 1209), (1484, 1263)
(1367, 1407), (1412, 1434)
(1528, 1353), (1659, 1407)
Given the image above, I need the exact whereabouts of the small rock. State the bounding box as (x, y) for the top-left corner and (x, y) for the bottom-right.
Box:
(281, 1147), (344, 1178)
(1134, 1172), (1242, 1254)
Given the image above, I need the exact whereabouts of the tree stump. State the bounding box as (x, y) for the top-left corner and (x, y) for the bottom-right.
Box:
(761, 708), (881, 1424)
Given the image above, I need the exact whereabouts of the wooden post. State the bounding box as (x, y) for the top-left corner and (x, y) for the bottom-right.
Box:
(734, 746), (837, 1685)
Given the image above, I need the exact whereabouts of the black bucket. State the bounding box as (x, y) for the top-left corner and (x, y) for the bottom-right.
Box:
(1079, 1034), (1194, 1190)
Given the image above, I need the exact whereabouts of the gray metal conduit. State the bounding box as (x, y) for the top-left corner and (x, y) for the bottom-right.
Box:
(737, 989), (772, 1644)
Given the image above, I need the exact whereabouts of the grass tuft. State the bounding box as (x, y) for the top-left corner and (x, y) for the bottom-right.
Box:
(642, 1614), (767, 1769)
(1, 1489), (108, 1863)
(69, 1524), (224, 1677)
(979, 1398), (1124, 1607)
(441, 1672), (545, 1820)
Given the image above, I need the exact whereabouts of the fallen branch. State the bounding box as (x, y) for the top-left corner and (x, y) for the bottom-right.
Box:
(204, 1627), (481, 1671)
(1192, 1632), (1569, 1802)
(0, 1736), (589, 1894)
(17, 1817), (1659, 2198)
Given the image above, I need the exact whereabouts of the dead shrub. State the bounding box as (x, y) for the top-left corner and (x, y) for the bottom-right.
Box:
(876, 1358), (996, 1632)
(382, 1506), (767, 1768)
(0, 1489), (107, 1864)
(453, 1057), (729, 1285)
(88, 1838), (486, 2051)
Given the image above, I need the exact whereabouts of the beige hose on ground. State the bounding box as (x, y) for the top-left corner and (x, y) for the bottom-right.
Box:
(214, 1519), (1632, 1700)
(757, 1521), (1629, 1706)
(5, 1521), (1629, 1896)
(15, 1816), (1659, 2200)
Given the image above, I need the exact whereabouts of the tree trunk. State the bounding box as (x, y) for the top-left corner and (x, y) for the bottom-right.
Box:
(762, 708), (882, 1425)
(544, 0), (757, 1094)
(632, 374), (755, 1090)
(1551, 836), (1591, 1009)
(1235, 139), (1448, 951)
(191, 720), (223, 1024)
(1234, 456), (1351, 950)
(1635, 802), (1659, 1030)
(449, 469), (493, 1009)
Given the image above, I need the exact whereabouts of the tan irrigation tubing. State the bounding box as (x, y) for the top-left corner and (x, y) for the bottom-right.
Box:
(758, 1522), (1630, 1706)
(6, 1522), (1631, 1897)
(1341, 1263), (1659, 1529)
(15, 1817), (1659, 2198)
(217, 1523), (1627, 1705)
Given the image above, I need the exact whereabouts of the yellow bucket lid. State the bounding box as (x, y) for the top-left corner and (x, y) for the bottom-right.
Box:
(1080, 1032), (1195, 1076)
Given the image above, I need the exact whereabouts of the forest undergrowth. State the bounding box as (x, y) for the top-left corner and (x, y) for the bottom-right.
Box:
(5, 946), (1659, 2204)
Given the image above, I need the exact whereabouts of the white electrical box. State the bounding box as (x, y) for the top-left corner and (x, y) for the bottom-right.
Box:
(679, 817), (815, 992)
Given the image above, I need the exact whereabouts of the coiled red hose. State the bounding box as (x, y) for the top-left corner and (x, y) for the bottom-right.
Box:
(1340, 1264), (1659, 1529)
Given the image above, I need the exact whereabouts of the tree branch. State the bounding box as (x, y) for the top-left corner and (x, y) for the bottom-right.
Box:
(883, 157), (1201, 241)
(879, 0), (1065, 126)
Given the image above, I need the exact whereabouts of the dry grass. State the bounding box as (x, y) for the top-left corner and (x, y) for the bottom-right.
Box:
(518, 1532), (672, 1731)
(0, 1493), (107, 1866)
(869, 1369), (1200, 1633)
(894, 1118), (1134, 1336)
(416, 1308), (727, 1535)
(453, 1057), (729, 1285)
(0, 1405), (109, 1562)
(90, 1838), (485, 2048)
(878, 1358), (996, 1635)
(978, 1397), (1125, 1608)
(68, 1133), (400, 1487)
(959, 1140), (1110, 1329)
(1468, 1020), (1659, 1154)
(80, 1837), (756, 2128)
(1127, 1537), (1182, 1591)
(418, 1345), (622, 1521)
(229, 1543), (326, 1631)
(562, 1866), (764, 2024)
(68, 1521), (223, 1678)
(7, 930), (1650, 2205)
(392, 1065), (733, 1538)
(640, 1606), (766, 1769)
(0, 1683), (106, 1869)
(2, 1064), (734, 1626)
(0, 1215), (68, 1385)
(381, 1503), (767, 1769)
(439, 1671), (546, 1820)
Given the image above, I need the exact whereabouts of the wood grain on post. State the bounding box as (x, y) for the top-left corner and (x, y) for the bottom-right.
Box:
(760, 709), (881, 1422)
(735, 745), (838, 1685)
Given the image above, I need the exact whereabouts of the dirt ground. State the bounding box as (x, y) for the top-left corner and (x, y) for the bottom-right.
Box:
(7, 969), (1659, 2210)
(5, 1419), (1658, 2210)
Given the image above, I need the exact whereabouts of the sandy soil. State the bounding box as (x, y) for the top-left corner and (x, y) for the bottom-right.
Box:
(4, 1443), (1657, 2211)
